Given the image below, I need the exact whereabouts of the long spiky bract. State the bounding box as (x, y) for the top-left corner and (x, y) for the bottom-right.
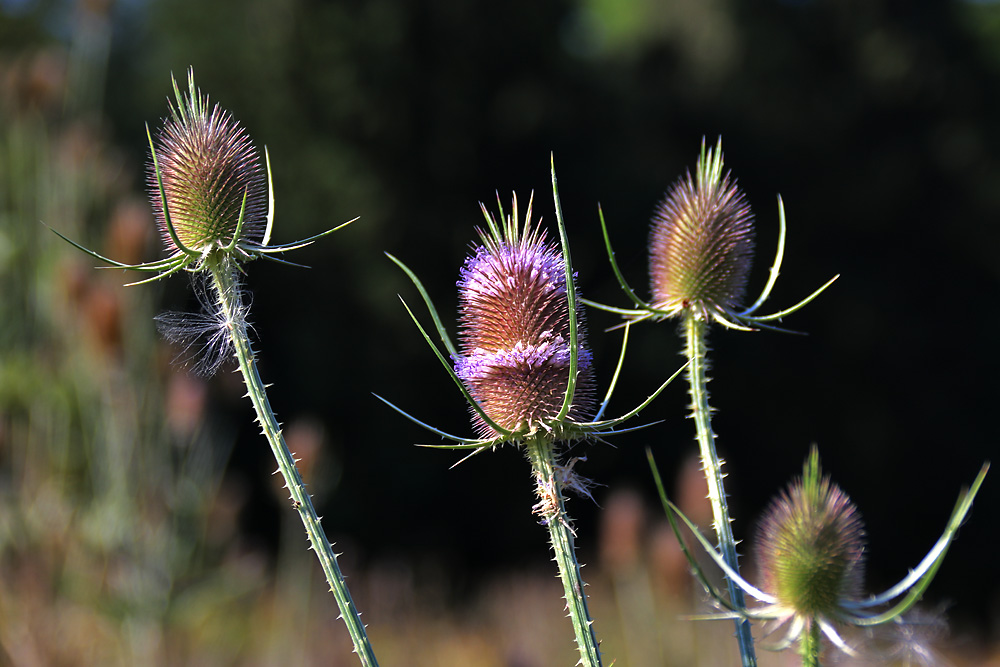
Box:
(381, 159), (687, 667)
(650, 448), (988, 666)
(53, 69), (377, 666)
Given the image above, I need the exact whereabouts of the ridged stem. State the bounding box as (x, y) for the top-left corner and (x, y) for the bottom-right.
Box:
(209, 259), (379, 667)
(683, 310), (757, 667)
(524, 436), (603, 667)
(799, 619), (822, 667)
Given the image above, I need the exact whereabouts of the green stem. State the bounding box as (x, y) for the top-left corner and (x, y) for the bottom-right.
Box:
(683, 310), (757, 667)
(799, 619), (822, 667)
(210, 261), (379, 667)
(524, 436), (603, 667)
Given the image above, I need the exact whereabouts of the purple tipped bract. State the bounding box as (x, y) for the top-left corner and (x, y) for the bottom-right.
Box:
(649, 138), (755, 320)
(454, 195), (595, 438)
(149, 73), (267, 255)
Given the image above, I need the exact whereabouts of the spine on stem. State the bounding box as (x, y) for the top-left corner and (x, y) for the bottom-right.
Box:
(799, 619), (822, 666)
(684, 311), (757, 667)
(525, 436), (602, 667)
(210, 261), (379, 667)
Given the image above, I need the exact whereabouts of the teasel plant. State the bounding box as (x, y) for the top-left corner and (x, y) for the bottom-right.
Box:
(52, 69), (379, 666)
(650, 447), (988, 666)
(378, 159), (687, 667)
(584, 137), (839, 666)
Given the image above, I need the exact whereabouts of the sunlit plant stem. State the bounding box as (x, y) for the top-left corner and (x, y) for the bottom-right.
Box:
(524, 435), (602, 666)
(209, 259), (378, 666)
(683, 311), (755, 664)
(800, 620), (822, 667)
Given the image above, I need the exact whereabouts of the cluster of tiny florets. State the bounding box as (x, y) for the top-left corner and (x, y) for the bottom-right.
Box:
(756, 469), (866, 619)
(649, 142), (755, 320)
(455, 219), (595, 438)
(150, 87), (267, 255)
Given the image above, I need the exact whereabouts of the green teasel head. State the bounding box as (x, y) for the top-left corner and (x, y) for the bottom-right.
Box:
(654, 446), (987, 659)
(561, 137), (841, 332)
(51, 69), (354, 287)
(649, 137), (755, 322)
(756, 448), (867, 621)
(149, 70), (268, 257)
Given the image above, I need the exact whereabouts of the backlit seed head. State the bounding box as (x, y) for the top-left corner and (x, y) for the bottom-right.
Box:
(454, 195), (595, 438)
(649, 138), (754, 320)
(756, 450), (866, 619)
(149, 72), (267, 255)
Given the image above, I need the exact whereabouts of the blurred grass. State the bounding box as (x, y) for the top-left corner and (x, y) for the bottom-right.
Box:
(0, 45), (245, 665)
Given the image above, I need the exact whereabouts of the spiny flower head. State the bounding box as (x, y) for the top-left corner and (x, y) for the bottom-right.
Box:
(381, 169), (686, 457)
(657, 447), (986, 660)
(149, 70), (267, 257)
(454, 194), (595, 439)
(591, 137), (838, 333)
(756, 450), (866, 622)
(649, 137), (755, 322)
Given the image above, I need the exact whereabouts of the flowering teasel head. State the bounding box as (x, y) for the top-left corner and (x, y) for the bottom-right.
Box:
(653, 446), (989, 660)
(380, 162), (688, 455)
(149, 71), (268, 257)
(588, 137), (839, 332)
(455, 193), (596, 438)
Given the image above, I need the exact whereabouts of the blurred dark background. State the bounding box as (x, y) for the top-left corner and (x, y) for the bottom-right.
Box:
(3, 0), (999, 663)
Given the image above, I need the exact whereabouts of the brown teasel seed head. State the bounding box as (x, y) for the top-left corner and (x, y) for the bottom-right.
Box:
(149, 72), (267, 256)
(649, 138), (755, 320)
(454, 196), (595, 439)
(756, 450), (867, 620)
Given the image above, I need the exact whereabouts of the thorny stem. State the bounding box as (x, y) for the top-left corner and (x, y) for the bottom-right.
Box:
(524, 436), (603, 667)
(209, 259), (379, 667)
(799, 620), (822, 667)
(683, 310), (757, 667)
